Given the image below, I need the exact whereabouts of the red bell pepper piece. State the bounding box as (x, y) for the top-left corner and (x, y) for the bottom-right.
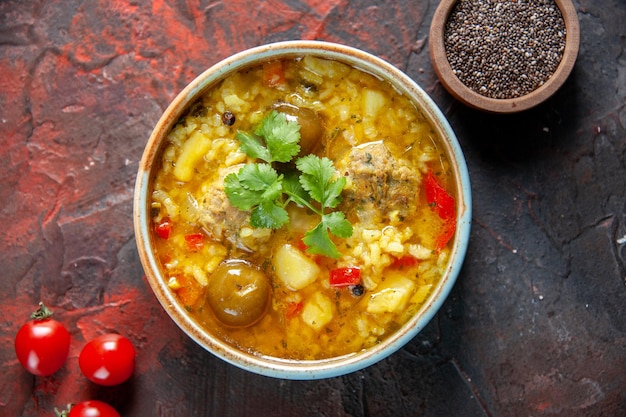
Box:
(155, 217), (172, 239)
(424, 170), (456, 251)
(435, 219), (456, 252)
(285, 301), (303, 319)
(294, 235), (308, 252)
(425, 170), (455, 220)
(392, 255), (418, 268)
(262, 60), (285, 87)
(184, 233), (205, 252)
(329, 267), (361, 287)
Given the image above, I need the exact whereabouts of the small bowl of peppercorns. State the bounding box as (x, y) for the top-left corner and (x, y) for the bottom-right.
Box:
(429, 0), (580, 113)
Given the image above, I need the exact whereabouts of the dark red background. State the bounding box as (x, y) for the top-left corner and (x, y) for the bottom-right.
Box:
(1, 1), (625, 416)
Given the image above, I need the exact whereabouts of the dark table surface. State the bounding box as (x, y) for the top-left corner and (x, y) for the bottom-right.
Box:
(1, 1), (625, 416)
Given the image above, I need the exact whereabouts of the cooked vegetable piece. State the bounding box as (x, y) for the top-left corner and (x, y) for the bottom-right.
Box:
(362, 89), (387, 117)
(263, 60), (285, 87)
(424, 170), (456, 251)
(205, 260), (271, 327)
(173, 130), (212, 181)
(273, 244), (320, 290)
(184, 233), (205, 252)
(410, 284), (433, 305)
(425, 170), (455, 220)
(285, 301), (303, 319)
(302, 55), (350, 79)
(366, 275), (415, 314)
(168, 274), (203, 307)
(436, 219), (456, 252)
(391, 255), (418, 269)
(155, 217), (172, 239)
(301, 292), (333, 331)
(329, 267), (361, 287)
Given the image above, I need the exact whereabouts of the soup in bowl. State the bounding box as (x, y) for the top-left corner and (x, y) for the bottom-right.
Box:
(134, 41), (471, 379)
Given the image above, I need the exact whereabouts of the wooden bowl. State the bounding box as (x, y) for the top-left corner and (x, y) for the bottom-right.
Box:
(429, 0), (580, 113)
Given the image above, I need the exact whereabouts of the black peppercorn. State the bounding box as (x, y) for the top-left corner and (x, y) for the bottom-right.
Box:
(351, 284), (364, 297)
(222, 111), (236, 126)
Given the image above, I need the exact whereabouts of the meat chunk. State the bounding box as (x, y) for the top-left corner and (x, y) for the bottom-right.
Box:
(335, 141), (419, 225)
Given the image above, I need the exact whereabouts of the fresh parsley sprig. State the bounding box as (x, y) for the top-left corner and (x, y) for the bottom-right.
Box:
(224, 110), (352, 258)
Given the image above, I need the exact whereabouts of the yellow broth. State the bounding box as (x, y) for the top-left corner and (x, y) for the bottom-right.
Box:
(150, 56), (456, 360)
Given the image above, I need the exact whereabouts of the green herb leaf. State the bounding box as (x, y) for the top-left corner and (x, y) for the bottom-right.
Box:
(296, 155), (333, 202)
(224, 172), (264, 210)
(296, 155), (346, 208)
(322, 176), (346, 208)
(302, 222), (342, 259)
(224, 163), (288, 230)
(254, 110), (301, 163)
(302, 211), (352, 259)
(226, 110), (353, 258)
(323, 211), (353, 238)
(292, 155), (352, 258)
(282, 171), (311, 206)
(235, 132), (272, 163)
(237, 163), (280, 191)
(250, 200), (289, 229)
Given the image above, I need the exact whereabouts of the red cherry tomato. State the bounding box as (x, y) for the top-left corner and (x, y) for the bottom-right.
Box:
(79, 333), (135, 386)
(15, 303), (70, 376)
(57, 401), (120, 417)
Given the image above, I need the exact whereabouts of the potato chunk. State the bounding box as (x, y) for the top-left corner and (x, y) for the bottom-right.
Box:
(302, 55), (350, 79)
(272, 244), (320, 290)
(362, 89), (386, 117)
(173, 130), (212, 182)
(301, 292), (333, 331)
(366, 274), (415, 314)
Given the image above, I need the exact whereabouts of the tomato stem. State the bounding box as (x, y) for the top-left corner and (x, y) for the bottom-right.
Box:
(54, 404), (72, 417)
(31, 302), (54, 320)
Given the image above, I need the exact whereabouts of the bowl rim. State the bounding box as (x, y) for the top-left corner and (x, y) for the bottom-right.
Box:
(134, 40), (472, 379)
(429, 0), (580, 113)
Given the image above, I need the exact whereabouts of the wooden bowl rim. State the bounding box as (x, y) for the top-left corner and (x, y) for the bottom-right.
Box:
(429, 0), (580, 113)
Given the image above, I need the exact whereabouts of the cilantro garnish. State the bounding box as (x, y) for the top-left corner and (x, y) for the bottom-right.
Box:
(224, 110), (352, 258)
(236, 110), (300, 163)
(295, 155), (352, 258)
(224, 163), (288, 229)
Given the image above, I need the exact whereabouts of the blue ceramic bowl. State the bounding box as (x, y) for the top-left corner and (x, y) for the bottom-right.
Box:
(134, 40), (472, 380)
